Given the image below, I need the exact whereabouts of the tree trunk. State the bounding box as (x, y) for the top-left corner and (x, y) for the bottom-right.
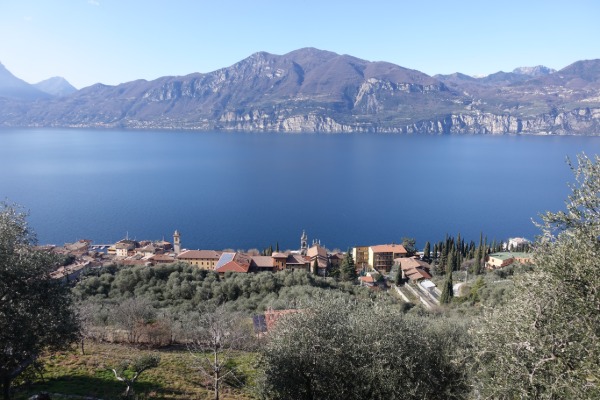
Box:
(214, 348), (219, 400)
(125, 383), (131, 398)
(2, 376), (11, 400)
(81, 338), (85, 355)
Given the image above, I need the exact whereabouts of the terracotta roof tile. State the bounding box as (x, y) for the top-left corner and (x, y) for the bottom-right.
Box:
(149, 254), (175, 262)
(251, 256), (275, 269)
(215, 252), (251, 273)
(177, 250), (222, 260)
(307, 244), (327, 258)
(398, 257), (432, 281)
(370, 244), (407, 254)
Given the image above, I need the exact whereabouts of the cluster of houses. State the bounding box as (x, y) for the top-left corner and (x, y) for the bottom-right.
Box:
(169, 230), (346, 276)
(48, 231), (346, 281)
(47, 230), (532, 289)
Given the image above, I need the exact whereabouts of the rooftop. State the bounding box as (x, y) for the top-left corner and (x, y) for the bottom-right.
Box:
(215, 252), (251, 273)
(307, 244), (328, 258)
(370, 244), (407, 254)
(177, 249), (222, 259)
(488, 252), (516, 261)
(286, 254), (309, 265)
(251, 256), (275, 269)
(398, 257), (432, 282)
(398, 257), (430, 271)
(149, 254), (175, 262)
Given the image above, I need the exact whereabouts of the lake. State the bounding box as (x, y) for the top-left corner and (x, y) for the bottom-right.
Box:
(1, 128), (599, 251)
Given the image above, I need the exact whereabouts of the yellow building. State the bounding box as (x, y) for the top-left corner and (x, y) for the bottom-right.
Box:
(352, 246), (370, 271)
(176, 250), (222, 270)
(114, 240), (136, 258)
(486, 252), (533, 269)
(367, 244), (408, 272)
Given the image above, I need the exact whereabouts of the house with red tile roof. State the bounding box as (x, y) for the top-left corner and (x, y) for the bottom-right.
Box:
(148, 254), (176, 265)
(136, 244), (161, 257)
(272, 252), (310, 272)
(359, 274), (376, 287)
(397, 257), (432, 283)
(215, 252), (252, 274)
(306, 244), (329, 275)
(250, 255), (276, 272)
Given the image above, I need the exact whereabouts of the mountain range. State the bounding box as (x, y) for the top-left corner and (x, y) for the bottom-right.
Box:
(1, 48), (599, 134)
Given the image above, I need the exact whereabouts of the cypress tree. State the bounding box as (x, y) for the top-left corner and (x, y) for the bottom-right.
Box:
(471, 247), (481, 275)
(440, 270), (454, 304)
(394, 262), (403, 286)
(423, 241), (431, 260)
(468, 241), (475, 259)
(484, 236), (488, 257)
(311, 258), (319, 276)
(472, 232), (484, 275)
(328, 260), (339, 279)
(339, 250), (357, 282)
(447, 247), (456, 273)
(439, 243), (448, 273)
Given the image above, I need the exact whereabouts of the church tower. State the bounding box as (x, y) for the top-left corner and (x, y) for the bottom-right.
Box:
(300, 230), (308, 256)
(173, 230), (181, 255)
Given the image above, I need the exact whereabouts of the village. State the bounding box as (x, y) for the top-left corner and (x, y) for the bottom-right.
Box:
(45, 230), (533, 308)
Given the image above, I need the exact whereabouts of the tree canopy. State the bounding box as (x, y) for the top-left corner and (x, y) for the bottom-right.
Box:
(258, 296), (470, 399)
(474, 154), (600, 399)
(0, 204), (79, 399)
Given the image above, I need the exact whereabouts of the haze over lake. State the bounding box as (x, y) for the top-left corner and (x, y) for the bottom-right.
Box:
(1, 128), (598, 250)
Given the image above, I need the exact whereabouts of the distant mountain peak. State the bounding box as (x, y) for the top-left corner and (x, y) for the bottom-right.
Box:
(34, 76), (77, 97)
(512, 65), (556, 76)
(434, 72), (478, 81)
(0, 62), (50, 100)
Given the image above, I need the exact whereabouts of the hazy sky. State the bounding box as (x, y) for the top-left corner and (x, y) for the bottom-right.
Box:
(0, 0), (598, 89)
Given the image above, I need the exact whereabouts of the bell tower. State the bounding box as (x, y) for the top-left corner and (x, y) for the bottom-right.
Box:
(300, 230), (308, 256)
(173, 230), (181, 255)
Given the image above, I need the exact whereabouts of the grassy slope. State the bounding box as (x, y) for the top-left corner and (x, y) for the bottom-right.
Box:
(14, 342), (257, 400)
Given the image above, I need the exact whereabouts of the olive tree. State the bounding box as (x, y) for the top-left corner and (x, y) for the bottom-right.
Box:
(186, 307), (254, 400)
(111, 354), (160, 398)
(258, 296), (470, 399)
(473, 154), (600, 399)
(0, 203), (79, 399)
(111, 297), (155, 344)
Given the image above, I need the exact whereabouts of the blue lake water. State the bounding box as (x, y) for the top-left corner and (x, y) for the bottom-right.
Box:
(1, 128), (599, 251)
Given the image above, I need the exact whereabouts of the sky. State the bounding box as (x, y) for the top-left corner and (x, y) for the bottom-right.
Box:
(0, 0), (598, 89)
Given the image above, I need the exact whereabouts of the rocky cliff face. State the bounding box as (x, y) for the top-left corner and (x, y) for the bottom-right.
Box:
(193, 106), (600, 135)
(1, 49), (600, 135)
(402, 108), (600, 135)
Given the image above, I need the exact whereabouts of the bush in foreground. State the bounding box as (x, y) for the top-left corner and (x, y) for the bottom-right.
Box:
(258, 296), (471, 400)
